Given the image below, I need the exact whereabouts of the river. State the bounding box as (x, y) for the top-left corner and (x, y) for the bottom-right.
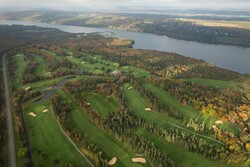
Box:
(1, 20), (250, 73)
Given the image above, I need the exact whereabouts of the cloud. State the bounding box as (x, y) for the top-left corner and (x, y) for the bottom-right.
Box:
(1, 0), (250, 10)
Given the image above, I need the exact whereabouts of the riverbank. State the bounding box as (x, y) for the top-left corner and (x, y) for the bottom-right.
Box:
(0, 19), (249, 74)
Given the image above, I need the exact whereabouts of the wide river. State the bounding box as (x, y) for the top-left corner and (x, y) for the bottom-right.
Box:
(1, 20), (250, 73)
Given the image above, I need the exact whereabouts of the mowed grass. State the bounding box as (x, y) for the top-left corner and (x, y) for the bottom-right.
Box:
(85, 92), (119, 117)
(123, 83), (182, 127)
(58, 90), (147, 167)
(45, 50), (62, 60)
(130, 66), (150, 78)
(67, 54), (117, 73)
(123, 83), (224, 146)
(181, 78), (241, 90)
(66, 52), (150, 77)
(135, 130), (245, 167)
(21, 76), (67, 91)
(13, 54), (27, 89)
(33, 55), (48, 76)
(145, 82), (240, 135)
(144, 82), (197, 119)
(23, 101), (91, 166)
(20, 75), (110, 92)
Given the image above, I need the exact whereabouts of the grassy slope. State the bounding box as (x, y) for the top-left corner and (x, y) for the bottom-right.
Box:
(85, 92), (119, 117)
(33, 55), (48, 76)
(23, 101), (90, 166)
(144, 82), (240, 135)
(58, 90), (147, 167)
(67, 54), (117, 73)
(123, 84), (245, 166)
(21, 76), (67, 91)
(182, 78), (241, 90)
(20, 75), (96, 90)
(123, 83), (224, 146)
(67, 53), (150, 77)
(135, 130), (245, 167)
(45, 50), (62, 60)
(13, 54), (27, 89)
(144, 82), (197, 118)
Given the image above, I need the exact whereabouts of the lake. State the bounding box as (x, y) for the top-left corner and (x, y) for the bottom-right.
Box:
(1, 19), (250, 73)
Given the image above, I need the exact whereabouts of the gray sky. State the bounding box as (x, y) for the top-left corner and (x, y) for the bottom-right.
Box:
(1, 0), (250, 10)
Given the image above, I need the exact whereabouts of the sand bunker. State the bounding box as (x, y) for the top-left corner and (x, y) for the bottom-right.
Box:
(212, 125), (218, 130)
(25, 87), (31, 91)
(108, 157), (117, 166)
(42, 109), (48, 113)
(128, 86), (133, 90)
(145, 108), (151, 111)
(82, 61), (85, 64)
(215, 120), (223, 124)
(131, 158), (146, 164)
(29, 112), (37, 117)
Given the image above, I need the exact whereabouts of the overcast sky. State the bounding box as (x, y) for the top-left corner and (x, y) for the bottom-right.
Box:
(1, 0), (250, 11)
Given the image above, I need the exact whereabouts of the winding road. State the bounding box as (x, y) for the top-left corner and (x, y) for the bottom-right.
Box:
(2, 53), (17, 167)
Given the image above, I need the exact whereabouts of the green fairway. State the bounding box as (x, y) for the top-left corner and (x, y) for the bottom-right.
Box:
(33, 55), (48, 76)
(85, 92), (119, 117)
(45, 50), (62, 60)
(66, 54), (117, 73)
(21, 76), (67, 91)
(144, 82), (240, 135)
(65, 52), (150, 77)
(136, 130), (245, 167)
(181, 78), (241, 90)
(58, 90), (147, 167)
(23, 101), (91, 166)
(13, 54), (28, 89)
(144, 82), (197, 118)
(123, 83), (224, 146)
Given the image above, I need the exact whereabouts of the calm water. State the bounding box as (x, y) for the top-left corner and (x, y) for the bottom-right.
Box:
(1, 20), (250, 73)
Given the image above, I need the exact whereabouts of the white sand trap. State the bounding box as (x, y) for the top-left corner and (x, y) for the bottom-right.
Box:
(131, 158), (146, 164)
(215, 120), (223, 124)
(42, 109), (48, 113)
(212, 125), (218, 130)
(145, 108), (151, 111)
(128, 86), (133, 90)
(25, 87), (31, 91)
(45, 72), (51, 75)
(29, 112), (37, 117)
(82, 61), (85, 64)
(108, 157), (117, 166)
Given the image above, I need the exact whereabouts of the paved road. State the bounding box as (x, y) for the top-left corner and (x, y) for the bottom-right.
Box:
(3, 53), (17, 167)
